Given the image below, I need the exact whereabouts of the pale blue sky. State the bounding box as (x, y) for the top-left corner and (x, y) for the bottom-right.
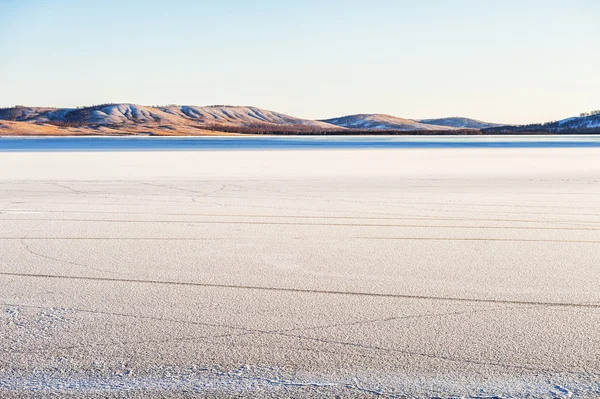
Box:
(1, 0), (598, 124)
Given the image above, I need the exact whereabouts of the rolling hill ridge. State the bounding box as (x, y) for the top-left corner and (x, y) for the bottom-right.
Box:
(1, 104), (598, 135)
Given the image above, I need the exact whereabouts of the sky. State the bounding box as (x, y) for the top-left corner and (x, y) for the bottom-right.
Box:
(0, 0), (599, 124)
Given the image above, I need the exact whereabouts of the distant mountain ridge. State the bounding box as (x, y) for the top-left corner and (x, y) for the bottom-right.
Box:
(1, 104), (493, 135)
(1, 104), (598, 135)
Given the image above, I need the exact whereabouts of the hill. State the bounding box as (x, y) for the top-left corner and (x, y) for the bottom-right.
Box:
(484, 113), (600, 134)
(320, 114), (457, 131)
(0, 104), (339, 135)
(418, 117), (503, 129)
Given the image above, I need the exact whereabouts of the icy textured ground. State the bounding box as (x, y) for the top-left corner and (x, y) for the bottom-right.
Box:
(0, 147), (599, 398)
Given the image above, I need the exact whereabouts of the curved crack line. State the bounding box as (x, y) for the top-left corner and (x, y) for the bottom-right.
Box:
(10, 198), (600, 224)
(0, 302), (257, 335)
(19, 240), (125, 276)
(2, 330), (255, 355)
(5, 208), (600, 226)
(0, 320), (375, 363)
(138, 182), (226, 197)
(0, 272), (599, 310)
(352, 237), (600, 244)
(270, 331), (595, 377)
(245, 185), (600, 219)
(0, 302), (509, 337)
(4, 235), (600, 245)
(45, 182), (84, 195)
(3, 218), (600, 231)
(0, 303), (374, 361)
(138, 181), (203, 194)
(0, 302), (510, 361)
(2, 301), (592, 377)
(285, 306), (517, 334)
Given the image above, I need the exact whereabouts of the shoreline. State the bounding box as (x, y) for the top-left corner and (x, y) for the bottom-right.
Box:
(2, 135), (600, 153)
(2, 131), (600, 137)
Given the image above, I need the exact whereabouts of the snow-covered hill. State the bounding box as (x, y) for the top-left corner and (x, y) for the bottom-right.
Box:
(483, 112), (600, 133)
(418, 117), (503, 129)
(556, 114), (600, 130)
(321, 114), (456, 131)
(0, 104), (338, 130)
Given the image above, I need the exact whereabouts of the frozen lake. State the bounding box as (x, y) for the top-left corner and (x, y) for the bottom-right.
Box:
(1, 145), (599, 397)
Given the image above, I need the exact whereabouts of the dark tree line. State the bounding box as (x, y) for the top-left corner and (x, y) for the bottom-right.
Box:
(580, 110), (600, 117)
(200, 123), (484, 135)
